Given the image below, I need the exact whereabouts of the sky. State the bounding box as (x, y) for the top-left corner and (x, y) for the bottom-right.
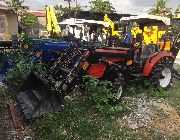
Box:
(1, 0), (180, 14)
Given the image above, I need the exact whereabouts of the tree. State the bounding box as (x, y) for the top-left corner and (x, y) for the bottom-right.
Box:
(54, 4), (82, 21)
(172, 4), (180, 34)
(54, 5), (69, 20)
(21, 13), (38, 27)
(21, 13), (39, 35)
(3, 0), (29, 11)
(148, 0), (172, 16)
(89, 0), (116, 13)
(174, 4), (180, 17)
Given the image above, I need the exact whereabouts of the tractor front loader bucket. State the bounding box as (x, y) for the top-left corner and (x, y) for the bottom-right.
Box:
(15, 71), (62, 120)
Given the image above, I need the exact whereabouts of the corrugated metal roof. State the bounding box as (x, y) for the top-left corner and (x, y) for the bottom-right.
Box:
(0, 4), (16, 14)
(0, 4), (8, 10)
(27, 10), (46, 17)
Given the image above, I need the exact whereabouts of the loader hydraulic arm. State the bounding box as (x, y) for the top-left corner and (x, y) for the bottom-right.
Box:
(46, 7), (61, 36)
(103, 14), (121, 37)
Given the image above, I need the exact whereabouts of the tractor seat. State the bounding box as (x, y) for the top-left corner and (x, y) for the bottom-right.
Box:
(141, 44), (158, 59)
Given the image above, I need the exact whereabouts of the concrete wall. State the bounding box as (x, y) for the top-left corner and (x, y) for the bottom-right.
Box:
(7, 12), (18, 35)
(0, 12), (7, 39)
(38, 16), (46, 27)
(0, 11), (18, 40)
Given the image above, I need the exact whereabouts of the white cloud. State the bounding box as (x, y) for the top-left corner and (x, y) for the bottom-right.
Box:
(24, 0), (67, 9)
(110, 0), (133, 12)
(1, 0), (179, 13)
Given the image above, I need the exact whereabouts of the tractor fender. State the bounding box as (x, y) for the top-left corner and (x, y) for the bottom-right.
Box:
(87, 58), (124, 78)
(143, 51), (174, 77)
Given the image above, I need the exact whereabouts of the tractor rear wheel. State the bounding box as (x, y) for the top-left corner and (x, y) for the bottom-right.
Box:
(150, 57), (174, 89)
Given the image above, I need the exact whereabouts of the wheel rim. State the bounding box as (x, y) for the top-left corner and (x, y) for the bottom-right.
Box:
(159, 68), (172, 88)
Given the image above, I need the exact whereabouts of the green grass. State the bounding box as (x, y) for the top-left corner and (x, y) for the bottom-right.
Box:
(34, 98), (140, 140)
(33, 67), (180, 140)
(168, 80), (180, 115)
(166, 66), (180, 114)
(126, 80), (174, 99)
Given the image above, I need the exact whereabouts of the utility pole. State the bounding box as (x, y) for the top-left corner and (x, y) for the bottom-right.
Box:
(75, 0), (78, 8)
(75, 0), (78, 18)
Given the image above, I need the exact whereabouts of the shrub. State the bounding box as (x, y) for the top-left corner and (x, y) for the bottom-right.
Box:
(5, 59), (34, 90)
(21, 13), (39, 27)
(82, 76), (127, 114)
(0, 85), (9, 108)
(3, 34), (11, 40)
(4, 33), (45, 90)
(4, 57), (46, 90)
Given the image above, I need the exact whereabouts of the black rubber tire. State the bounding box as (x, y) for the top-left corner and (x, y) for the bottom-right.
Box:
(150, 57), (174, 89)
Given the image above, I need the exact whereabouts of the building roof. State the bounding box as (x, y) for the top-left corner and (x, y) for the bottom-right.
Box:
(0, 4), (7, 7)
(0, 4), (9, 10)
(27, 10), (46, 17)
(0, 4), (16, 14)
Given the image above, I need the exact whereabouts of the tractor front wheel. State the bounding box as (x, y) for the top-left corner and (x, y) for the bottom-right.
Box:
(150, 57), (173, 89)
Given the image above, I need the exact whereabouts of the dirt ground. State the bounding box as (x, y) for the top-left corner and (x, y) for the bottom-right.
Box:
(0, 107), (34, 140)
(117, 97), (180, 139)
(1, 96), (180, 140)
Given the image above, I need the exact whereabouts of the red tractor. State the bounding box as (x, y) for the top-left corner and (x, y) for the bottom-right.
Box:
(15, 19), (180, 120)
(50, 37), (177, 99)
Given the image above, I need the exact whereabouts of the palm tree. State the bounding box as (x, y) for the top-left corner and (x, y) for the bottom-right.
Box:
(64, 0), (75, 11)
(148, 0), (172, 16)
(3, 0), (29, 11)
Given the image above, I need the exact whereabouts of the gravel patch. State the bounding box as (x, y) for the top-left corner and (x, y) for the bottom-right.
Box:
(117, 97), (169, 130)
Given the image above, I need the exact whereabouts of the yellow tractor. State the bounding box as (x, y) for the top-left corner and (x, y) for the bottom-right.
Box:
(121, 15), (171, 50)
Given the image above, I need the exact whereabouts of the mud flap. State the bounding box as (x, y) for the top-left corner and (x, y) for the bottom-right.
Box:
(15, 71), (62, 120)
